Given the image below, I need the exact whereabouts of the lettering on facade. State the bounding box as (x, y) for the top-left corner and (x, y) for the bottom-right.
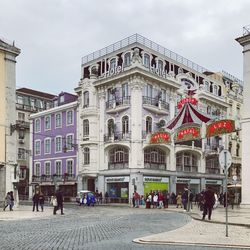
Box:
(144, 177), (162, 182)
(206, 119), (235, 137)
(149, 66), (169, 79)
(101, 66), (124, 78)
(106, 177), (126, 183)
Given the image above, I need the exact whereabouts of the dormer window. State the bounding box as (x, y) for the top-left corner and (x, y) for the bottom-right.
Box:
(124, 52), (131, 67)
(158, 60), (163, 72)
(213, 85), (218, 95)
(110, 58), (116, 70)
(60, 95), (65, 103)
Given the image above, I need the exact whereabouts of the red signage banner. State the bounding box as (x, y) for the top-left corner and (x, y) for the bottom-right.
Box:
(206, 119), (236, 137)
(175, 126), (201, 142)
(150, 132), (171, 144)
(177, 97), (198, 109)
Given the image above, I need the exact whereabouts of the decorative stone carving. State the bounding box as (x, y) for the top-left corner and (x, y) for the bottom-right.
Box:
(132, 47), (142, 64)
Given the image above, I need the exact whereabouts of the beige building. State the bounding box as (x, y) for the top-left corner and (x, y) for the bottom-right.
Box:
(0, 38), (20, 202)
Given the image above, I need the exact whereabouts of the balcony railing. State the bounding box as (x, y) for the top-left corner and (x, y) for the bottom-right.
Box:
(176, 165), (198, 173)
(104, 132), (131, 142)
(144, 162), (166, 170)
(206, 168), (220, 174)
(108, 162), (129, 170)
(106, 96), (130, 109)
(142, 96), (169, 111)
(16, 103), (45, 112)
(32, 174), (76, 183)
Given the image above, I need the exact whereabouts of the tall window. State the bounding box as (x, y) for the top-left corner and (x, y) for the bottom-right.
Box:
(66, 160), (73, 175)
(84, 147), (90, 165)
(35, 163), (41, 176)
(146, 116), (152, 133)
(45, 116), (51, 130)
(67, 110), (73, 125)
(55, 161), (62, 175)
(44, 138), (51, 154)
(35, 141), (41, 155)
(122, 116), (129, 134)
(109, 147), (129, 164)
(19, 130), (25, 140)
(35, 119), (41, 133)
(122, 83), (129, 98)
(161, 89), (166, 102)
(108, 119), (115, 136)
(55, 113), (62, 128)
(158, 60), (163, 72)
(18, 112), (25, 121)
(144, 84), (153, 98)
(83, 119), (89, 136)
(143, 53), (150, 68)
(144, 148), (166, 164)
(83, 91), (89, 108)
(45, 162), (51, 175)
(110, 58), (116, 70)
(55, 137), (62, 152)
(124, 52), (131, 67)
(213, 85), (218, 95)
(176, 152), (198, 172)
(66, 134), (73, 150)
(18, 148), (26, 160)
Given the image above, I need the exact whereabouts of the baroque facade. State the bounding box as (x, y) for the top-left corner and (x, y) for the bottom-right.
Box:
(74, 34), (243, 202)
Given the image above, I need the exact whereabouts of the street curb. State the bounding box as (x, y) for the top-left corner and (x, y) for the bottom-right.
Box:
(133, 238), (250, 249)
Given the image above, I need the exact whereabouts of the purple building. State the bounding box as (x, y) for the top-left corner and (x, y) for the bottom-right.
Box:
(30, 92), (78, 200)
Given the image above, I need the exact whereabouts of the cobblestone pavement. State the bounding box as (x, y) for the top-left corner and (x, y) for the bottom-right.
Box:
(0, 206), (247, 250)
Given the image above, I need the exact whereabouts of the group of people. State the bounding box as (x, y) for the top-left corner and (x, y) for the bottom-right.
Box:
(3, 191), (14, 211)
(32, 191), (45, 212)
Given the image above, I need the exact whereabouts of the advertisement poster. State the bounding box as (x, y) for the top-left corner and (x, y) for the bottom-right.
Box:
(144, 182), (168, 196)
(121, 188), (128, 198)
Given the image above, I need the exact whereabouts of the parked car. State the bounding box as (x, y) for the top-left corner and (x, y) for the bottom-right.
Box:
(76, 190), (96, 206)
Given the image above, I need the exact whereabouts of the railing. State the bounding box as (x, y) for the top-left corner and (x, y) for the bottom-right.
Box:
(104, 132), (131, 142)
(206, 168), (220, 174)
(144, 162), (166, 170)
(16, 120), (30, 129)
(243, 25), (250, 36)
(81, 34), (208, 74)
(222, 70), (244, 86)
(176, 165), (198, 173)
(108, 162), (129, 170)
(142, 96), (170, 111)
(32, 174), (76, 183)
(16, 103), (45, 112)
(106, 96), (131, 109)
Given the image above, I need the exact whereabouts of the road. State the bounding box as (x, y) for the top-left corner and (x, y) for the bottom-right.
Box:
(0, 205), (245, 249)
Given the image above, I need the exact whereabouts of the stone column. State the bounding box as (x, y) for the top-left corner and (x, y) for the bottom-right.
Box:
(236, 28), (250, 207)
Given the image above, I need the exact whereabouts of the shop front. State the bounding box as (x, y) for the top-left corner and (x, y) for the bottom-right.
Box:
(205, 179), (223, 194)
(105, 176), (129, 203)
(176, 178), (200, 195)
(143, 176), (169, 196)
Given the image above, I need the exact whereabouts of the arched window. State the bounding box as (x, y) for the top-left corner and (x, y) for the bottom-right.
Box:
(176, 151), (198, 172)
(83, 147), (90, 165)
(109, 147), (129, 164)
(144, 148), (166, 168)
(143, 53), (150, 68)
(146, 116), (152, 134)
(122, 116), (129, 134)
(213, 85), (218, 95)
(108, 119), (115, 136)
(124, 52), (131, 67)
(110, 58), (116, 70)
(83, 91), (89, 108)
(204, 81), (210, 91)
(83, 119), (89, 136)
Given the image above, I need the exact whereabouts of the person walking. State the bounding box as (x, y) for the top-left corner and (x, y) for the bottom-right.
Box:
(176, 192), (182, 208)
(51, 195), (58, 215)
(202, 187), (215, 220)
(9, 191), (14, 211)
(39, 192), (45, 212)
(3, 192), (12, 211)
(55, 189), (64, 215)
(32, 191), (40, 212)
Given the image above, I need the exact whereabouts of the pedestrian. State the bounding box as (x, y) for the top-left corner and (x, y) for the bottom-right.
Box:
(99, 192), (103, 204)
(189, 190), (194, 210)
(3, 192), (12, 211)
(228, 191), (235, 209)
(39, 192), (45, 212)
(176, 192), (182, 208)
(181, 188), (188, 211)
(51, 195), (58, 214)
(105, 191), (109, 203)
(202, 187), (215, 220)
(32, 191), (40, 212)
(9, 191), (14, 210)
(55, 189), (64, 215)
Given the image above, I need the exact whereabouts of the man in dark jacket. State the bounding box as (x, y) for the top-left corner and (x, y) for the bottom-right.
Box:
(202, 187), (215, 220)
(32, 191), (40, 212)
(55, 189), (64, 215)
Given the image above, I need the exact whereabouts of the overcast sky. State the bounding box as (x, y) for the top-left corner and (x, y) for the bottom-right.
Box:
(0, 0), (249, 95)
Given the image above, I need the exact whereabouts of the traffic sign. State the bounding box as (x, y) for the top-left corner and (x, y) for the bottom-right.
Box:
(219, 149), (232, 171)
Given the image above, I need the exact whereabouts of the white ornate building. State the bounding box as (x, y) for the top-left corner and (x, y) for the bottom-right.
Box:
(75, 34), (242, 202)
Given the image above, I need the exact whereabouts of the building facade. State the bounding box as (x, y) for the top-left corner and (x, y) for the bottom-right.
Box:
(15, 88), (56, 197)
(74, 34), (242, 202)
(0, 38), (20, 202)
(30, 92), (78, 200)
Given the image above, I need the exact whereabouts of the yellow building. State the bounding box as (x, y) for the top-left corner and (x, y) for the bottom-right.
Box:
(0, 38), (20, 202)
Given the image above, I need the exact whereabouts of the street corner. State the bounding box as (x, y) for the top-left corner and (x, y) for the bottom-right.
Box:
(132, 218), (250, 249)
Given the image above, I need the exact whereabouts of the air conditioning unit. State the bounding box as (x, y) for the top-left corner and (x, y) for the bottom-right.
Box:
(19, 139), (24, 144)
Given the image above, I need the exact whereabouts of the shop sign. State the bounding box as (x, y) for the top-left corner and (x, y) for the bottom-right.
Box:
(177, 97), (198, 109)
(205, 179), (222, 185)
(101, 65), (124, 78)
(206, 119), (235, 138)
(150, 131), (171, 144)
(144, 176), (169, 183)
(175, 125), (201, 142)
(177, 178), (200, 184)
(105, 176), (129, 183)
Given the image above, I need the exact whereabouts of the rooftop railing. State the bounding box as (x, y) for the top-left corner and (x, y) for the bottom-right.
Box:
(81, 34), (208, 74)
(243, 25), (250, 36)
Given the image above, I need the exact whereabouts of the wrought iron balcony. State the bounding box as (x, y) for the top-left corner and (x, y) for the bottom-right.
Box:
(142, 96), (169, 112)
(106, 96), (130, 110)
(108, 162), (129, 170)
(104, 131), (131, 142)
(32, 174), (76, 183)
(144, 162), (166, 170)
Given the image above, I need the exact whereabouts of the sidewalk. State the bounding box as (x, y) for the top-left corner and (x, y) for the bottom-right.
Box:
(134, 204), (250, 248)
